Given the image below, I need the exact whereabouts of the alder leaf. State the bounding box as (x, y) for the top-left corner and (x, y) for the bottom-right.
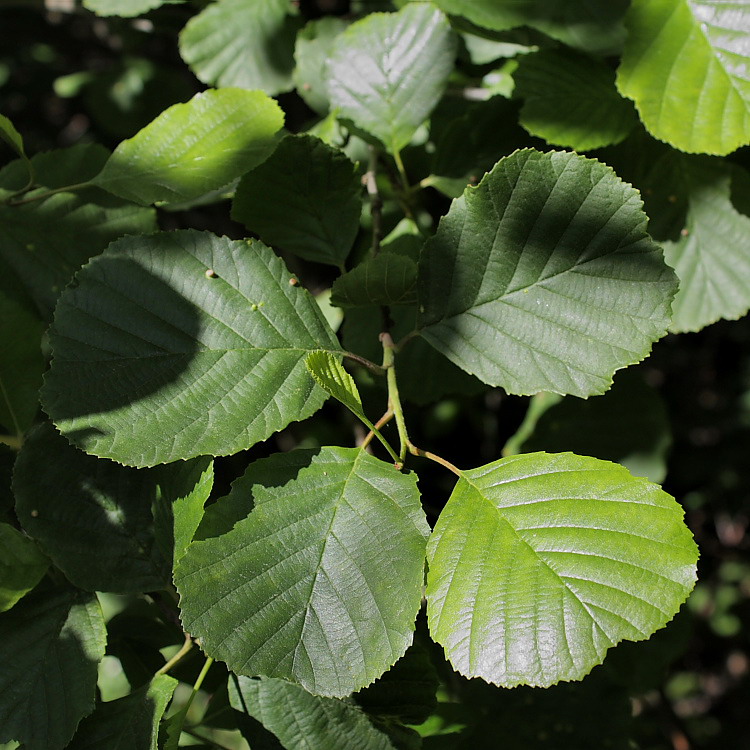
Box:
(327, 4), (457, 154)
(417, 149), (677, 398)
(0, 113), (32, 184)
(513, 49), (637, 151)
(42, 230), (341, 466)
(331, 254), (418, 308)
(305, 350), (364, 419)
(92, 89), (284, 205)
(0, 584), (107, 750)
(176, 448), (429, 697)
(179, 0), (300, 95)
(0, 523), (48, 612)
(617, 0), (750, 155)
(232, 134), (362, 269)
(68, 673), (177, 750)
(426, 452), (698, 688)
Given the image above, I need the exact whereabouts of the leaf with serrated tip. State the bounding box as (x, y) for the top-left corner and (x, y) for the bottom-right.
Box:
(305, 351), (364, 419)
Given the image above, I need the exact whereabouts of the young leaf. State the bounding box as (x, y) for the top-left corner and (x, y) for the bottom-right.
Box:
(513, 49), (637, 151)
(327, 4), (457, 154)
(642, 153), (750, 332)
(331, 253), (418, 308)
(426, 452), (698, 688)
(0, 585), (107, 750)
(83, 0), (179, 16)
(232, 134), (362, 269)
(67, 673), (178, 750)
(617, 0), (750, 155)
(230, 675), (403, 750)
(305, 351), (364, 418)
(0, 524), (48, 612)
(417, 149), (677, 398)
(0, 113), (32, 185)
(14, 424), (171, 593)
(92, 89), (284, 205)
(42, 230), (341, 466)
(179, 0), (300, 95)
(176, 448), (429, 697)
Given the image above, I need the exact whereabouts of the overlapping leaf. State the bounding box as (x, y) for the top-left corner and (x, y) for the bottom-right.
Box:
(92, 89), (284, 205)
(417, 149), (677, 397)
(179, 0), (299, 95)
(0, 585), (107, 750)
(331, 253), (417, 308)
(327, 4), (457, 154)
(617, 0), (750, 155)
(176, 448), (429, 697)
(426, 452), (698, 687)
(0, 524), (48, 612)
(42, 230), (341, 466)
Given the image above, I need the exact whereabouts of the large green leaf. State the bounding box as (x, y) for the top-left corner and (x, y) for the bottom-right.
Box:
(0, 523), (48, 612)
(179, 0), (300, 95)
(176, 448), (429, 697)
(432, 0), (629, 55)
(617, 0), (750, 155)
(426, 452), (698, 687)
(92, 89), (284, 205)
(14, 423), (173, 593)
(0, 585), (107, 749)
(230, 675), (402, 750)
(42, 230), (341, 466)
(68, 673), (177, 750)
(0, 144), (157, 319)
(417, 149), (677, 398)
(327, 4), (457, 154)
(641, 153), (750, 332)
(232, 135), (362, 269)
(513, 50), (636, 151)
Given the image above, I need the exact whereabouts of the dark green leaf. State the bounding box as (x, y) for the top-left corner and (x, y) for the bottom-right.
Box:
(42, 230), (341, 466)
(0, 584), (106, 749)
(0, 523), (48, 612)
(331, 253), (417, 308)
(232, 134), (362, 269)
(417, 149), (677, 397)
(176, 448), (429, 697)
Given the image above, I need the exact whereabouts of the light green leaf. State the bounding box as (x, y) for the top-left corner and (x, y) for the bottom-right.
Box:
(294, 17), (349, 115)
(305, 351), (364, 418)
(426, 452), (698, 688)
(68, 673), (177, 750)
(14, 423), (170, 593)
(176, 448), (429, 697)
(179, 0), (300, 95)
(0, 524), (48, 612)
(230, 675), (401, 750)
(617, 0), (750, 155)
(642, 152), (750, 332)
(231, 134), (362, 269)
(42, 230), (341, 466)
(331, 253), (418, 308)
(92, 89), (284, 205)
(83, 0), (181, 17)
(432, 0), (629, 55)
(513, 49), (636, 151)
(0, 113), (25, 159)
(0, 585), (107, 750)
(327, 4), (457, 154)
(0, 144), (157, 319)
(417, 149), (677, 398)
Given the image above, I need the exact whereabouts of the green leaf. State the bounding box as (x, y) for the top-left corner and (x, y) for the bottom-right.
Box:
(92, 89), (284, 205)
(83, 0), (181, 16)
(513, 50), (636, 151)
(0, 523), (48, 612)
(417, 149), (677, 398)
(294, 18), (350, 115)
(42, 230), (341, 466)
(331, 253), (418, 308)
(14, 423), (170, 593)
(231, 135), (362, 269)
(176, 448), (429, 697)
(305, 351), (364, 418)
(426, 452), (698, 688)
(432, 0), (629, 55)
(179, 0), (300, 95)
(0, 114), (31, 185)
(68, 673), (177, 750)
(616, 0), (750, 155)
(642, 152), (750, 332)
(229, 675), (402, 750)
(0, 144), (157, 319)
(0, 584), (107, 749)
(327, 4), (457, 154)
